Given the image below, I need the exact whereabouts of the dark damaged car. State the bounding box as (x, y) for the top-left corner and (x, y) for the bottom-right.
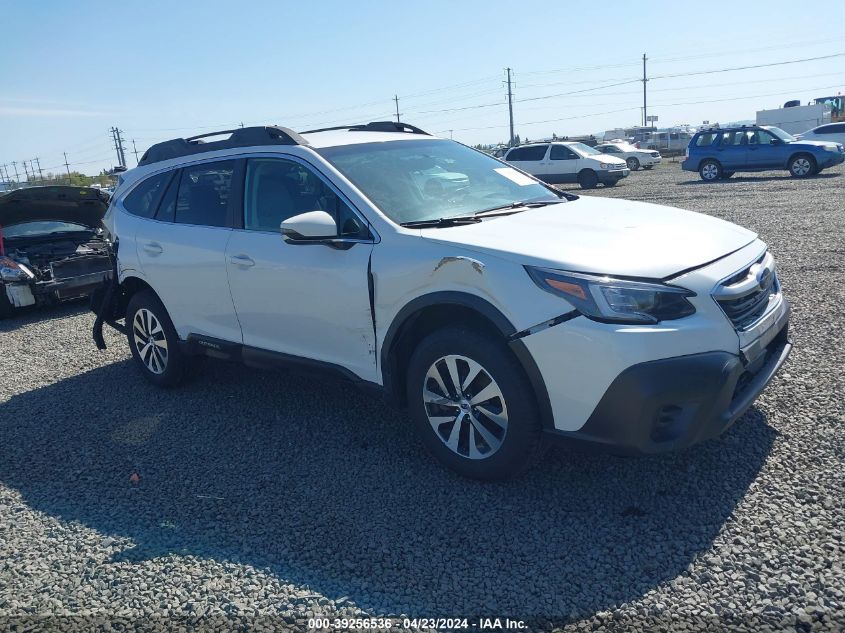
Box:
(0, 186), (112, 318)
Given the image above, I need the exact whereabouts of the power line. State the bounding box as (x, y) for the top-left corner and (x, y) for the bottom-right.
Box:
(650, 52), (845, 80)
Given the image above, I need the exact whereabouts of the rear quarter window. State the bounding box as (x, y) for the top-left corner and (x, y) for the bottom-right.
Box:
(695, 133), (718, 147)
(506, 145), (548, 161)
(122, 171), (171, 218)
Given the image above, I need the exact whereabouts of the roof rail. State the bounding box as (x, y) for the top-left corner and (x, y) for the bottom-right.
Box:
(137, 126), (309, 166)
(301, 121), (430, 135)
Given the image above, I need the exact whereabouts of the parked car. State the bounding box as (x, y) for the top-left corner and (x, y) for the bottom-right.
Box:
(0, 186), (112, 318)
(94, 122), (791, 480)
(794, 122), (845, 146)
(595, 142), (662, 171)
(503, 141), (629, 189)
(682, 125), (844, 181)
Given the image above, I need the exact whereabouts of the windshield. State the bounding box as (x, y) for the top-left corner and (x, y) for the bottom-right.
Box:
(764, 126), (796, 142)
(316, 139), (560, 224)
(568, 142), (602, 157)
(2, 221), (93, 238)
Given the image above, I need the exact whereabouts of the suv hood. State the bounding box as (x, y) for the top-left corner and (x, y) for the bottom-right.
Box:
(422, 196), (757, 279)
(0, 186), (109, 228)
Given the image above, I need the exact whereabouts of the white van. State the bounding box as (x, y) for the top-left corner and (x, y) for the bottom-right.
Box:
(503, 141), (629, 189)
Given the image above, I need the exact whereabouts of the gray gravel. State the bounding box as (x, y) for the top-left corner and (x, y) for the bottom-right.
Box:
(1, 161), (844, 632)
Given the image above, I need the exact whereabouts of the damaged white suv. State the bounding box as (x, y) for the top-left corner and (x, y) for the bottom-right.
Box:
(94, 122), (791, 480)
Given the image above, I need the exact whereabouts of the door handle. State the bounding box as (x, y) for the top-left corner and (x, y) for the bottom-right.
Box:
(143, 242), (163, 255)
(229, 254), (255, 267)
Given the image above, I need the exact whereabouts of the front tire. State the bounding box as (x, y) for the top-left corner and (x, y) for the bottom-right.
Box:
(699, 160), (721, 181)
(126, 290), (187, 387)
(626, 157), (640, 171)
(577, 169), (599, 189)
(789, 154), (815, 178)
(406, 328), (543, 480)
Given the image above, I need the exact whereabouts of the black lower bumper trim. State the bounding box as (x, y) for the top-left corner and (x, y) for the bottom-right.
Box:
(545, 322), (791, 454)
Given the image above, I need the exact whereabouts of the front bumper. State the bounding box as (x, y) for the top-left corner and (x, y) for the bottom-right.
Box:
(544, 311), (791, 454)
(599, 168), (629, 183)
(819, 151), (844, 168)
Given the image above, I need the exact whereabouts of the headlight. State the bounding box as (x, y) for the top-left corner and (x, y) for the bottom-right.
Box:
(599, 163), (610, 169)
(0, 257), (34, 282)
(525, 266), (696, 324)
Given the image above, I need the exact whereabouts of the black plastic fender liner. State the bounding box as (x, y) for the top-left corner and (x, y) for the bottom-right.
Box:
(91, 241), (120, 350)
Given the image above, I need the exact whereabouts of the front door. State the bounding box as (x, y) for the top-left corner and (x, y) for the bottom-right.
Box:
(548, 144), (581, 183)
(746, 129), (783, 169)
(225, 156), (377, 381)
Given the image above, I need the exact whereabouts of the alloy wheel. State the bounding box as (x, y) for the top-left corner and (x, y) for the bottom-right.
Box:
(422, 354), (508, 460)
(791, 158), (811, 176)
(132, 308), (168, 374)
(702, 163), (719, 180)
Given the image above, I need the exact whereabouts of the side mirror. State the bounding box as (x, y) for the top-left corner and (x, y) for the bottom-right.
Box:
(281, 210), (337, 242)
(770, 138), (782, 145)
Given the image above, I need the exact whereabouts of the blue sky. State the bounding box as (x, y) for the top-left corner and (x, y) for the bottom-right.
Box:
(2, 0), (844, 177)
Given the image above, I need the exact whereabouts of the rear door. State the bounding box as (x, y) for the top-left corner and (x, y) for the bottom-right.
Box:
(714, 130), (748, 170)
(134, 159), (242, 343)
(548, 144), (580, 183)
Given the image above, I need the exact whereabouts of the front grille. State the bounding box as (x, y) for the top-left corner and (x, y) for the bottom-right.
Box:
(650, 151), (660, 157)
(713, 252), (779, 330)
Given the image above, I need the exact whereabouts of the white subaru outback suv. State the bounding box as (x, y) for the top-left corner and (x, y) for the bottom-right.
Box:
(93, 122), (791, 480)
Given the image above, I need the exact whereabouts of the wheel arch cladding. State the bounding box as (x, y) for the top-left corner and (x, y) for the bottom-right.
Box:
(119, 276), (160, 317)
(381, 291), (555, 429)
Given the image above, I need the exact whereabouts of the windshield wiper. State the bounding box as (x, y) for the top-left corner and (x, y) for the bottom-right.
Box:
(473, 199), (565, 216)
(399, 216), (482, 228)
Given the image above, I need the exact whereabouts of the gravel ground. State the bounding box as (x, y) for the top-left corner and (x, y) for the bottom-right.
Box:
(1, 161), (843, 632)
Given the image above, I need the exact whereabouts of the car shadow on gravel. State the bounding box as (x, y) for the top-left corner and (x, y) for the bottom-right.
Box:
(0, 358), (777, 619)
(677, 172), (840, 186)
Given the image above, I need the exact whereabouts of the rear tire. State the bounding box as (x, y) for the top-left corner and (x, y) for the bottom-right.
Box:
(699, 160), (721, 181)
(126, 290), (187, 387)
(788, 154), (815, 178)
(626, 157), (640, 171)
(406, 327), (543, 480)
(577, 169), (599, 189)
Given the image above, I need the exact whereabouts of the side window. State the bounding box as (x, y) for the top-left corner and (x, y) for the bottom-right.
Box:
(506, 145), (548, 161)
(243, 158), (368, 238)
(717, 131), (734, 146)
(122, 171), (170, 218)
(695, 133), (717, 146)
(550, 145), (577, 160)
(174, 161), (234, 227)
(814, 125), (832, 134)
(751, 130), (775, 145)
(833, 124), (845, 133)
(734, 131), (748, 145)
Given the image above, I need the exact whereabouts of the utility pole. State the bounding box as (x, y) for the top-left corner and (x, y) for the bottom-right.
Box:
(22, 161), (31, 182)
(35, 157), (44, 183)
(63, 152), (72, 182)
(110, 127), (127, 168)
(449, 129), (453, 139)
(393, 95), (401, 123)
(11, 161), (20, 186)
(506, 67), (515, 147)
(642, 53), (648, 128)
(132, 140), (140, 165)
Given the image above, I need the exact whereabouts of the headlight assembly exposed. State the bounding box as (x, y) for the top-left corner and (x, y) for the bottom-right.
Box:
(0, 256), (34, 283)
(525, 266), (696, 324)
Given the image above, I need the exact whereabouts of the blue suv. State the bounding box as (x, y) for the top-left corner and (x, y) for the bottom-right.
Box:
(682, 125), (844, 181)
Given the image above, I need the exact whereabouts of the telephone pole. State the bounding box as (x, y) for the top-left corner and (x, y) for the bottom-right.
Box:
(506, 67), (515, 147)
(132, 140), (140, 165)
(110, 127), (127, 168)
(63, 152), (72, 182)
(35, 157), (44, 183)
(642, 53), (648, 128)
(11, 161), (20, 186)
(393, 95), (401, 123)
(22, 161), (31, 182)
